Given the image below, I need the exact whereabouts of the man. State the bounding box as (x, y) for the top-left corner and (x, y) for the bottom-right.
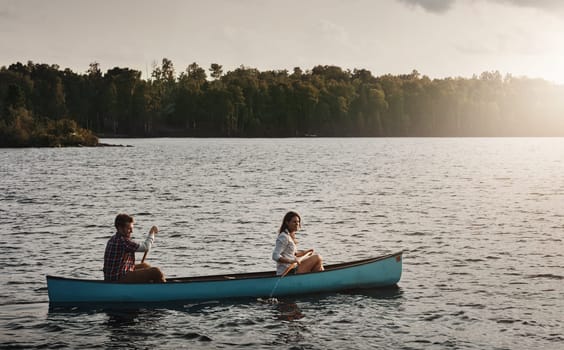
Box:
(103, 213), (166, 283)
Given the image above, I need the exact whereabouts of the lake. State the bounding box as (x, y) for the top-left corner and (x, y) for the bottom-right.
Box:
(1, 138), (563, 349)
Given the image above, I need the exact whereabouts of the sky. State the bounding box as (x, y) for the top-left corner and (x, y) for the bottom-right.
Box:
(1, 0), (564, 83)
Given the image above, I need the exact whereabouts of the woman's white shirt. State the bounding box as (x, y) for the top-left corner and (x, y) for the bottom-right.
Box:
(272, 231), (297, 275)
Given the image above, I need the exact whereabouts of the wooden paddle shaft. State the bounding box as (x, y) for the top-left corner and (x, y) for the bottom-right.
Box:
(281, 251), (313, 277)
(281, 262), (297, 277)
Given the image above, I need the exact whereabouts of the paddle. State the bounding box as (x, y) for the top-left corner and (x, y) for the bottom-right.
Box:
(141, 226), (159, 264)
(141, 250), (149, 264)
(280, 262), (297, 278)
(267, 251), (315, 301)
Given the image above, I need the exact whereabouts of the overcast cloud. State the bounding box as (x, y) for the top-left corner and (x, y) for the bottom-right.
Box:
(1, 0), (563, 83)
(397, 0), (564, 13)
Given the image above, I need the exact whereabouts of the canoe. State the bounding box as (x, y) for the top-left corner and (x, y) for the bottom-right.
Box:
(46, 251), (403, 304)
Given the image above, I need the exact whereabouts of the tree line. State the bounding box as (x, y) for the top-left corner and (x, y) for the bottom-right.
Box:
(1, 59), (564, 146)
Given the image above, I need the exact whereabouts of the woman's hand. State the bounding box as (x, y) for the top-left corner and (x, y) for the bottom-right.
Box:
(294, 250), (314, 265)
(296, 249), (314, 257)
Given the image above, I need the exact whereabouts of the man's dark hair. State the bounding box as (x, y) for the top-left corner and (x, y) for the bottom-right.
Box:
(115, 213), (134, 229)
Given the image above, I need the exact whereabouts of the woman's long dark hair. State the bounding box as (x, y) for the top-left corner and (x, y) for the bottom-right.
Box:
(279, 211), (301, 233)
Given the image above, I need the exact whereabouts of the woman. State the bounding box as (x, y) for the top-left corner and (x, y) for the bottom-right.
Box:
(272, 211), (324, 275)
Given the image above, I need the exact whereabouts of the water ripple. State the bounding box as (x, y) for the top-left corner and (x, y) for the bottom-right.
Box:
(1, 138), (563, 349)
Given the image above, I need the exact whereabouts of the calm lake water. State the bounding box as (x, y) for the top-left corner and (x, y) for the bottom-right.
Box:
(1, 138), (563, 349)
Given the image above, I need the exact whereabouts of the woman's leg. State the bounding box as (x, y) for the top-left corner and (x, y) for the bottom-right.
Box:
(296, 254), (324, 274)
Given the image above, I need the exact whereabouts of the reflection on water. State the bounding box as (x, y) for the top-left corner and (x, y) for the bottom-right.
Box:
(276, 301), (304, 322)
(104, 308), (169, 346)
(42, 288), (404, 348)
(274, 301), (308, 345)
(105, 308), (145, 328)
(342, 285), (404, 300)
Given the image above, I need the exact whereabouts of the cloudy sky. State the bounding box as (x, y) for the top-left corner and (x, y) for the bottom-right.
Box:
(1, 0), (564, 83)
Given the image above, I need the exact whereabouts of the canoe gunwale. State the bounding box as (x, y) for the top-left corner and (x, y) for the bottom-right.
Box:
(46, 251), (403, 284)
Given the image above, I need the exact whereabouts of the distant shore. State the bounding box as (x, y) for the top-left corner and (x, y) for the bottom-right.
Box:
(2, 61), (564, 147)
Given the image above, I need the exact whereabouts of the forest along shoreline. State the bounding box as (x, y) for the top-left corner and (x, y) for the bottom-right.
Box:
(2, 60), (564, 147)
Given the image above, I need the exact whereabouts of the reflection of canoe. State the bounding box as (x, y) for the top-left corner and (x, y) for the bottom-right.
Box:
(47, 251), (403, 304)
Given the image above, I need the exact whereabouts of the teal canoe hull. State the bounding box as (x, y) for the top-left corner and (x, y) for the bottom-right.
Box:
(47, 251), (403, 304)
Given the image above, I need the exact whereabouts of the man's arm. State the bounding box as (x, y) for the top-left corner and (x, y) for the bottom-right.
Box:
(135, 226), (158, 252)
(135, 233), (154, 252)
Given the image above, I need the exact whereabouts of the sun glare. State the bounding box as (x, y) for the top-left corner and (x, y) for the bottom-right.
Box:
(539, 25), (564, 85)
